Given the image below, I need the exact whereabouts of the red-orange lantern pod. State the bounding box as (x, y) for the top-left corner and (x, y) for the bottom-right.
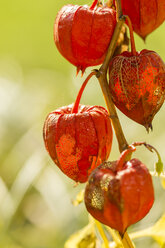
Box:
(119, 0), (165, 39)
(54, 0), (116, 74)
(109, 17), (165, 130)
(85, 146), (154, 234)
(43, 104), (113, 183)
(43, 73), (113, 183)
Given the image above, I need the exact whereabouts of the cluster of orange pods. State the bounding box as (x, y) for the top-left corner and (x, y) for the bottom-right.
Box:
(43, 0), (165, 233)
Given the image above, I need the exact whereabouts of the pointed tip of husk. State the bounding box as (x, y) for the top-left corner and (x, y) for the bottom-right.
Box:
(76, 67), (80, 76)
(140, 34), (147, 43)
(81, 68), (86, 77)
(145, 123), (153, 133)
(76, 66), (86, 77)
(143, 36), (147, 43)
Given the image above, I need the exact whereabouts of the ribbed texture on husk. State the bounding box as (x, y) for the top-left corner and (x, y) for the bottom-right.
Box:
(109, 50), (165, 129)
(120, 0), (165, 39)
(54, 5), (116, 72)
(85, 159), (154, 233)
(43, 104), (113, 183)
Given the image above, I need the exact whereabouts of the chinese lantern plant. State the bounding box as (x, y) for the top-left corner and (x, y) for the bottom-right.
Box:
(54, 0), (116, 74)
(43, 0), (165, 247)
(43, 72), (113, 183)
(84, 144), (155, 234)
(109, 16), (165, 131)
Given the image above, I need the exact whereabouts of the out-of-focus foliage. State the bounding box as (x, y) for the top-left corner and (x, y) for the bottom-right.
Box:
(65, 222), (96, 248)
(131, 214), (165, 246)
(64, 214), (165, 247)
(0, 0), (165, 247)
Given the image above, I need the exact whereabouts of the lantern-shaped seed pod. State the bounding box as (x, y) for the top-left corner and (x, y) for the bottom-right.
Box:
(54, 0), (116, 74)
(85, 146), (154, 234)
(109, 49), (165, 130)
(43, 72), (113, 183)
(119, 0), (165, 39)
(109, 17), (165, 131)
(43, 104), (113, 183)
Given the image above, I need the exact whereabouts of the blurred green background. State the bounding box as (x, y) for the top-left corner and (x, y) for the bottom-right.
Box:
(0, 0), (165, 247)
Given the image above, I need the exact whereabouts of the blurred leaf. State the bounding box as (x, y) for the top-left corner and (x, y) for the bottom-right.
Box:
(131, 214), (165, 246)
(34, 166), (74, 230)
(150, 214), (165, 245)
(3, 150), (46, 226)
(64, 222), (96, 248)
(0, 231), (24, 248)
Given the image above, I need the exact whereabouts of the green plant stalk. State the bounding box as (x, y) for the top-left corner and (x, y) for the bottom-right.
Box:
(96, 68), (128, 153)
(95, 220), (110, 248)
(107, 227), (122, 245)
(120, 232), (135, 248)
(131, 142), (164, 175)
(96, 15), (128, 153)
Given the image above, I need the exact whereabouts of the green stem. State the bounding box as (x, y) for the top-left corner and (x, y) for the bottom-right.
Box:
(100, 17), (125, 73)
(95, 220), (110, 248)
(121, 232), (135, 248)
(97, 73), (128, 153)
(131, 142), (164, 175)
(96, 6), (127, 153)
(106, 227), (122, 245)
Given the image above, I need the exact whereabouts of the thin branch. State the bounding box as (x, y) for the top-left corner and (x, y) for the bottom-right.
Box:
(121, 232), (135, 248)
(72, 71), (96, 113)
(100, 17), (125, 73)
(96, 71), (128, 152)
(115, 0), (123, 19)
(96, 12), (127, 153)
(95, 220), (110, 248)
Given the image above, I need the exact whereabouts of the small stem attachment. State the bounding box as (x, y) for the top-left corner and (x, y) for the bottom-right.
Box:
(95, 220), (110, 248)
(125, 16), (136, 56)
(90, 0), (98, 10)
(116, 145), (136, 171)
(132, 142), (164, 175)
(121, 232), (135, 248)
(72, 71), (96, 114)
